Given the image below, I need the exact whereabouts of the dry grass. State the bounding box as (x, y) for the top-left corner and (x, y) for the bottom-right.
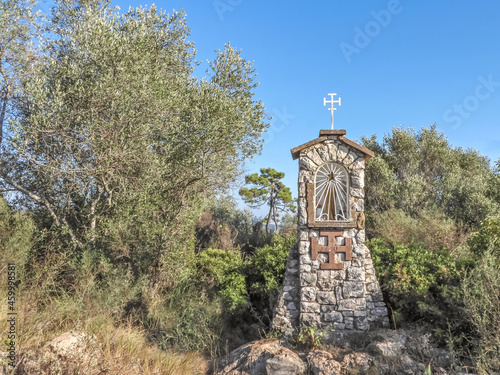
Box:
(0, 266), (209, 375)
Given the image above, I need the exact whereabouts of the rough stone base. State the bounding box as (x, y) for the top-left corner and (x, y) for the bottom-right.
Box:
(272, 243), (301, 337)
(272, 240), (390, 334)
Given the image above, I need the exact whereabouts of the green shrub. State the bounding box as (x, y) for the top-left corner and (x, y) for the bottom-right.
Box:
(466, 217), (500, 257)
(247, 234), (294, 296)
(0, 197), (35, 275)
(369, 207), (467, 251)
(462, 217), (500, 372)
(368, 238), (469, 343)
(245, 234), (295, 326)
(196, 248), (248, 312)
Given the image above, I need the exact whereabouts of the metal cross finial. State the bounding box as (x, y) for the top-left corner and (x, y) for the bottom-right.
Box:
(323, 93), (341, 130)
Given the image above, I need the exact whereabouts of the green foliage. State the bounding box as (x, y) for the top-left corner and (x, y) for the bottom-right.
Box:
(363, 126), (498, 248)
(466, 216), (500, 257)
(240, 168), (296, 233)
(461, 218), (500, 372)
(368, 238), (468, 340)
(195, 198), (263, 253)
(157, 286), (225, 353)
(487, 158), (500, 206)
(462, 249), (500, 373)
(1, 1), (268, 269)
(0, 0), (38, 146)
(295, 326), (323, 350)
(197, 248), (248, 312)
(247, 234), (294, 296)
(0, 197), (35, 275)
(369, 207), (467, 251)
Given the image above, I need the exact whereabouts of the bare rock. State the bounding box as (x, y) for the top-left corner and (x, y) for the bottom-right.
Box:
(366, 329), (407, 354)
(47, 331), (87, 358)
(308, 350), (342, 375)
(218, 340), (306, 375)
(342, 352), (375, 373)
(17, 331), (109, 375)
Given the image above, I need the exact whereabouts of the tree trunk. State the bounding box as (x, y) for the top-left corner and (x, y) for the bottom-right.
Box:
(266, 186), (274, 233)
(273, 203), (278, 233)
(266, 203), (272, 234)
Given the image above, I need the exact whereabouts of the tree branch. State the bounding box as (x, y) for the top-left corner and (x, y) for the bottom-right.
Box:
(0, 173), (83, 247)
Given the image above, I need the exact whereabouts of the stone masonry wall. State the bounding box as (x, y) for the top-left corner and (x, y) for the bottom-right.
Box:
(273, 134), (389, 337)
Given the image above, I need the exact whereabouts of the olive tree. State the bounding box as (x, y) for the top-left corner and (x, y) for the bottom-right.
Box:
(1, 0), (269, 274)
(362, 125), (499, 248)
(0, 0), (38, 146)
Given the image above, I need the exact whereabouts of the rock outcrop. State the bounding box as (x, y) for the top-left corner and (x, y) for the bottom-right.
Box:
(217, 340), (306, 375)
(217, 329), (456, 375)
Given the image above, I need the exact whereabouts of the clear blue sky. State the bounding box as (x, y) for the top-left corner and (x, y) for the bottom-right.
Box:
(42, 0), (500, 217)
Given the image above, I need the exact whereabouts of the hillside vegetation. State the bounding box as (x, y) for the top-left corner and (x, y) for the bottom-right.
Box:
(0, 0), (499, 374)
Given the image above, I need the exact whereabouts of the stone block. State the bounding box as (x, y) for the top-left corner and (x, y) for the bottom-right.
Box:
(366, 282), (379, 293)
(371, 291), (384, 302)
(350, 187), (364, 198)
(352, 198), (364, 211)
(300, 272), (317, 287)
(300, 264), (311, 273)
(298, 182), (306, 198)
(301, 313), (320, 326)
(283, 292), (293, 301)
(345, 317), (354, 329)
(316, 291), (336, 304)
(300, 253), (312, 264)
(298, 207), (307, 226)
(345, 228), (357, 238)
(371, 307), (388, 316)
(364, 264), (375, 275)
(343, 281), (365, 298)
(308, 229), (319, 238)
(317, 270), (335, 289)
(306, 149), (324, 166)
(311, 260), (321, 269)
(337, 144), (349, 160)
(327, 144), (338, 160)
(353, 244), (368, 256)
(354, 310), (367, 317)
(333, 269), (346, 280)
(338, 298), (366, 311)
(351, 259), (362, 267)
(347, 267), (365, 281)
(299, 230), (309, 241)
(301, 287), (316, 302)
(323, 311), (343, 323)
(320, 304), (336, 313)
(299, 157), (317, 172)
(301, 302), (320, 313)
(286, 302), (298, 310)
(351, 159), (365, 170)
(334, 322), (345, 330)
(356, 230), (366, 243)
(355, 317), (369, 330)
(298, 240), (310, 255)
(317, 145), (330, 162)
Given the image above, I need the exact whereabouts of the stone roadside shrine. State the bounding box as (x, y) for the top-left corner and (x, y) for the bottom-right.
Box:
(272, 93), (390, 338)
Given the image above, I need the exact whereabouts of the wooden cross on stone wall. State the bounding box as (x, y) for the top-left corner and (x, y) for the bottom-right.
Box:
(310, 230), (352, 270)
